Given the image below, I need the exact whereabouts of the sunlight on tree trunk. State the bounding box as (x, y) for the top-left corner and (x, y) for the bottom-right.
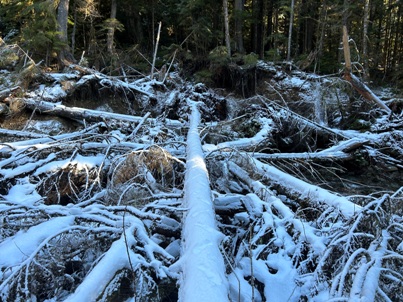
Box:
(57, 0), (75, 65)
(287, 0), (295, 61)
(362, 0), (370, 80)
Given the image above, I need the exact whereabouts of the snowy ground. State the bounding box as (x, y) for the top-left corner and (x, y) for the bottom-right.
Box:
(0, 63), (402, 301)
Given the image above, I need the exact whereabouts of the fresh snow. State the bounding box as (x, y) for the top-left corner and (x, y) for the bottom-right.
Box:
(0, 66), (401, 301)
(179, 101), (228, 301)
(0, 216), (75, 270)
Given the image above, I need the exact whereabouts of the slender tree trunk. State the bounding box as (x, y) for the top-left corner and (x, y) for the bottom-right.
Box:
(151, 22), (162, 80)
(267, 0), (274, 50)
(392, 5), (401, 75)
(234, 0), (244, 53)
(71, 1), (77, 55)
(254, 0), (265, 58)
(362, 0), (369, 80)
(252, 0), (258, 53)
(107, 0), (117, 55)
(260, 0), (267, 58)
(57, 0), (75, 65)
(314, 0), (327, 73)
(223, 0), (231, 56)
(383, 0), (393, 75)
(287, 0), (295, 61)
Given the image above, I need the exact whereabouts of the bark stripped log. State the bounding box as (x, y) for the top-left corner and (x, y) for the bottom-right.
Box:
(342, 26), (392, 114)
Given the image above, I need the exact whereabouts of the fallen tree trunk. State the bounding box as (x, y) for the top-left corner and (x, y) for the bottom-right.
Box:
(0, 86), (20, 101)
(265, 99), (349, 140)
(180, 102), (228, 301)
(0, 128), (46, 140)
(250, 150), (353, 161)
(4, 98), (183, 127)
(252, 158), (361, 218)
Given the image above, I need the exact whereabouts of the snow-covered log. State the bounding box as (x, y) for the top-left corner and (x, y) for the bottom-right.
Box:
(252, 158), (361, 218)
(5, 98), (183, 127)
(250, 137), (368, 160)
(179, 102), (229, 301)
(251, 150), (352, 160)
(0, 128), (46, 140)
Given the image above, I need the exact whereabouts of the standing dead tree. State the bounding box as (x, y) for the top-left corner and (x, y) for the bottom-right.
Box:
(342, 26), (391, 114)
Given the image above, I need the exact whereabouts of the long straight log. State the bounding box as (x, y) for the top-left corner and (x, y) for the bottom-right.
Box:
(251, 150), (352, 161)
(250, 136), (367, 161)
(180, 102), (228, 301)
(252, 158), (361, 218)
(6, 98), (183, 127)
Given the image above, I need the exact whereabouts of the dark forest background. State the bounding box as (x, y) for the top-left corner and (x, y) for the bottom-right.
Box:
(1, 0), (402, 85)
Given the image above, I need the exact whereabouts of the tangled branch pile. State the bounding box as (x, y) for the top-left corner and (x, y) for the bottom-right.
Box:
(0, 59), (403, 301)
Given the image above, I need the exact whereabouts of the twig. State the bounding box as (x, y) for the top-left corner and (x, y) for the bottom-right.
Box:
(151, 22), (162, 80)
(126, 112), (151, 141)
(162, 49), (177, 84)
(122, 206), (135, 275)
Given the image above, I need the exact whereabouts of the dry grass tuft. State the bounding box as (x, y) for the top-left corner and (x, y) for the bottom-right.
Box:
(113, 146), (176, 185)
(108, 146), (184, 206)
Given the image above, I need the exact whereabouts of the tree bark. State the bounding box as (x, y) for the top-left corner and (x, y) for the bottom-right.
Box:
(180, 103), (229, 301)
(287, 0), (295, 61)
(314, 0), (327, 73)
(107, 0), (117, 55)
(234, 0), (244, 53)
(57, 0), (75, 66)
(223, 0), (231, 56)
(362, 0), (370, 80)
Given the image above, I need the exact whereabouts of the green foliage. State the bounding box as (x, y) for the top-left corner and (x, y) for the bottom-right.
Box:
(0, 0), (403, 84)
(265, 49), (282, 62)
(0, 0), (63, 63)
(243, 52), (258, 66)
(317, 54), (342, 75)
(194, 69), (214, 85)
(208, 46), (230, 64)
(101, 18), (125, 34)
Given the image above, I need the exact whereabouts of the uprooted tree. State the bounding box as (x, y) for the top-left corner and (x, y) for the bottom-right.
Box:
(0, 43), (403, 301)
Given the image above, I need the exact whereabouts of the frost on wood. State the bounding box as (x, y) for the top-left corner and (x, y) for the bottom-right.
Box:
(179, 102), (228, 301)
(0, 62), (403, 301)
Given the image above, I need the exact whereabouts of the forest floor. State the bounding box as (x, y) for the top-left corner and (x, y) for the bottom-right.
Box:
(0, 48), (403, 301)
